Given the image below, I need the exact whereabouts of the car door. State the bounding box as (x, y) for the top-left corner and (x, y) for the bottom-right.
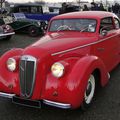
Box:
(9, 13), (31, 30)
(94, 17), (119, 72)
(113, 17), (120, 59)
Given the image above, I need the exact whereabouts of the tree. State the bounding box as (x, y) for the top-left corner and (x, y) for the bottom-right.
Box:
(0, 0), (5, 7)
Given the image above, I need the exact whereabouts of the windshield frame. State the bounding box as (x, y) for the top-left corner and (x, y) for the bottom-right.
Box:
(48, 18), (97, 33)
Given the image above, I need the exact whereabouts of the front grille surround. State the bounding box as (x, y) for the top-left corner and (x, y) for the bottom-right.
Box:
(19, 55), (37, 98)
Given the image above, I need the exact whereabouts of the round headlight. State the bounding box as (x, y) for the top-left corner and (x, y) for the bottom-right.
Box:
(7, 58), (16, 72)
(51, 62), (64, 78)
(37, 21), (41, 26)
(5, 25), (11, 31)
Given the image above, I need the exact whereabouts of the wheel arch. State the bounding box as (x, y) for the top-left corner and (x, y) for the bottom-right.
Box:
(92, 68), (102, 89)
(62, 55), (109, 108)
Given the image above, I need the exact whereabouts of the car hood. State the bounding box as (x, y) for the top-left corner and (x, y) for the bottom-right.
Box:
(30, 32), (98, 55)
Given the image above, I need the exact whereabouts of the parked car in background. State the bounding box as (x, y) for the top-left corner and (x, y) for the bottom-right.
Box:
(0, 18), (14, 40)
(10, 3), (58, 21)
(0, 11), (120, 110)
(49, 6), (60, 14)
(3, 13), (46, 37)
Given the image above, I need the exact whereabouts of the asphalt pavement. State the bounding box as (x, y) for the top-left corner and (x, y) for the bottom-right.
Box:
(0, 34), (120, 120)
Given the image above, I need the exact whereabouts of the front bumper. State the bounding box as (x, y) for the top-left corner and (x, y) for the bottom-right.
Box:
(0, 32), (15, 37)
(0, 92), (15, 99)
(43, 99), (71, 109)
(0, 92), (71, 109)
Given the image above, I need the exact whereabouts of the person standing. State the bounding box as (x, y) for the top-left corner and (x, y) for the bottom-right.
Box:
(98, 3), (106, 11)
(83, 4), (89, 11)
(90, 2), (99, 11)
(59, 2), (68, 14)
(112, 3), (120, 14)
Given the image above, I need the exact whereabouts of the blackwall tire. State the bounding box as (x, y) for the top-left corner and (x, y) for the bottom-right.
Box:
(28, 26), (39, 37)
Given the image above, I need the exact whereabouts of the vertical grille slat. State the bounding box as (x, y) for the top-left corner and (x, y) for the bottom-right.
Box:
(19, 60), (26, 96)
(19, 55), (37, 98)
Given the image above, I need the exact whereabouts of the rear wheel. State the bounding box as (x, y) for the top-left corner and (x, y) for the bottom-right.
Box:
(28, 26), (40, 37)
(81, 74), (95, 110)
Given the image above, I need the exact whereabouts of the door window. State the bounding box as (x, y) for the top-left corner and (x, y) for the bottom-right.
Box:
(114, 18), (120, 29)
(100, 17), (114, 32)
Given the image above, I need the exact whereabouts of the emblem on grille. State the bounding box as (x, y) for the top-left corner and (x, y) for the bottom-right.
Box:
(24, 56), (28, 60)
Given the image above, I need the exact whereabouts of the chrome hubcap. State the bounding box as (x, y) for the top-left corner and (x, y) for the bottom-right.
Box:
(85, 75), (95, 104)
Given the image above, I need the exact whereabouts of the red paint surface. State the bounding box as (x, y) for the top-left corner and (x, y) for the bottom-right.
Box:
(0, 11), (120, 109)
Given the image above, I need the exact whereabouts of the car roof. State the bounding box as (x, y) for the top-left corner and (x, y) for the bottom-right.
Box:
(52, 11), (116, 20)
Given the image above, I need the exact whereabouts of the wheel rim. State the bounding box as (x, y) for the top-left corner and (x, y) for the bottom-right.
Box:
(84, 75), (95, 104)
(31, 30), (35, 33)
(29, 26), (39, 36)
(31, 29), (36, 34)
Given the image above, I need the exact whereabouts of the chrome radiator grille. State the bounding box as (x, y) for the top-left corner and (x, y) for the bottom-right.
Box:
(19, 55), (37, 98)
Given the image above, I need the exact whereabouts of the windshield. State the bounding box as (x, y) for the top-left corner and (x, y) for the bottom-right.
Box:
(49, 19), (97, 32)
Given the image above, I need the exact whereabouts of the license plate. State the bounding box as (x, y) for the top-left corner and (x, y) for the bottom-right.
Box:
(12, 96), (41, 108)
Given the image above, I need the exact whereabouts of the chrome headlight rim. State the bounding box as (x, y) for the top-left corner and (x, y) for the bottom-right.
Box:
(37, 21), (41, 26)
(5, 25), (11, 31)
(7, 58), (16, 72)
(51, 62), (65, 78)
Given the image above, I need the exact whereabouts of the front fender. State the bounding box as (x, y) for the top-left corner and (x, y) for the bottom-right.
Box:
(64, 55), (108, 108)
(43, 55), (109, 108)
(67, 55), (108, 90)
(0, 48), (23, 94)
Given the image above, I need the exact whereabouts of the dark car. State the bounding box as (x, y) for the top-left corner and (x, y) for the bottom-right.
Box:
(10, 3), (58, 21)
(0, 17), (14, 40)
(3, 13), (45, 37)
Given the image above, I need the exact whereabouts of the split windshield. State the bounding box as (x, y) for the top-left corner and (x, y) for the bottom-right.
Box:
(49, 19), (97, 32)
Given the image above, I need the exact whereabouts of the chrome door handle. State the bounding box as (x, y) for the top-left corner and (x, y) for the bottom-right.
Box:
(97, 48), (105, 51)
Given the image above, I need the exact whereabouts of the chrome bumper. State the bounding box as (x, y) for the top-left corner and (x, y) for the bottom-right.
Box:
(0, 92), (15, 99)
(43, 99), (71, 109)
(0, 32), (15, 37)
(0, 92), (71, 109)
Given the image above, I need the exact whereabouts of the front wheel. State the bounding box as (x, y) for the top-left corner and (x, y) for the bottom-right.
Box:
(28, 26), (40, 37)
(81, 74), (95, 110)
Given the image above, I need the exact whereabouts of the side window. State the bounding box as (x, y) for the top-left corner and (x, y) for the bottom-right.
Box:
(31, 7), (37, 13)
(38, 7), (43, 14)
(19, 7), (29, 13)
(100, 17), (114, 33)
(114, 18), (120, 29)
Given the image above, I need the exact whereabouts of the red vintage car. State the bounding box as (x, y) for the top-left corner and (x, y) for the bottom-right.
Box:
(0, 11), (120, 109)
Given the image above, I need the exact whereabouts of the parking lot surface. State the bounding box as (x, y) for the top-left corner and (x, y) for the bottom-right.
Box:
(0, 34), (120, 120)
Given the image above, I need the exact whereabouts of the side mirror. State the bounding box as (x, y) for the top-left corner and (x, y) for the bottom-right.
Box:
(100, 29), (108, 36)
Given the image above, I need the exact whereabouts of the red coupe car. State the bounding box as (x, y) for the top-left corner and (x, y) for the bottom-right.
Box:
(0, 11), (120, 110)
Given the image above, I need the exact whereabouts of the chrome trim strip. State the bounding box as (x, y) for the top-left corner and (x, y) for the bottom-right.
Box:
(108, 73), (110, 79)
(52, 34), (118, 56)
(0, 92), (15, 99)
(0, 32), (15, 37)
(21, 55), (37, 62)
(43, 99), (71, 109)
